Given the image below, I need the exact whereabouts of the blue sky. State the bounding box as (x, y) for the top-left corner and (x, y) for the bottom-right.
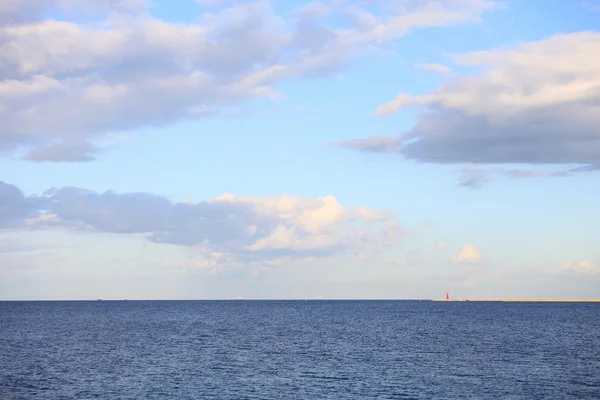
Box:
(1, 0), (599, 299)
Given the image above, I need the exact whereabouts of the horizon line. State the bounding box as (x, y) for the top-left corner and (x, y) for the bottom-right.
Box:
(1, 298), (600, 302)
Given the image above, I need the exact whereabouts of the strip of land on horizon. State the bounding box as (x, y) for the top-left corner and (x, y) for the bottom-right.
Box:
(431, 299), (600, 302)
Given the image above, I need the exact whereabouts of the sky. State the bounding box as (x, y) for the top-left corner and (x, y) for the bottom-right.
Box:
(1, 0), (599, 300)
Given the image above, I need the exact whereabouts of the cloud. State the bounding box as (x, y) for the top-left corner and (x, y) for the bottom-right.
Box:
(449, 244), (485, 265)
(0, 235), (67, 254)
(0, 0), (497, 161)
(0, 0), (150, 25)
(0, 237), (37, 253)
(0, 181), (402, 265)
(0, 182), (41, 228)
(457, 168), (493, 189)
(24, 140), (100, 162)
(330, 136), (399, 153)
(196, 0), (236, 7)
(415, 63), (453, 75)
(337, 32), (600, 170)
(556, 260), (600, 276)
(456, 164), (598, 188)
(580, 1), (600, 12)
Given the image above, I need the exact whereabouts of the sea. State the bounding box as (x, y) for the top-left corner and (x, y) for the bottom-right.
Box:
(1, 300), (599, 399)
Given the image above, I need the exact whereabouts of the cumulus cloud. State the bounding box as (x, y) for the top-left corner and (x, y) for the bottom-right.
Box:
(337, 32), (600, 171)
(0, 181), (401, 265)
(0, 0), (497, 161)
(449, 244), (485, 265)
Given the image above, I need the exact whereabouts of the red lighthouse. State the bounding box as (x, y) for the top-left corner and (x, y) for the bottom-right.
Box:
(446, 292), (449, 300)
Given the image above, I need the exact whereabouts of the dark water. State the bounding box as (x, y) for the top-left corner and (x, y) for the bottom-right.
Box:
(1, 301), (599, 399)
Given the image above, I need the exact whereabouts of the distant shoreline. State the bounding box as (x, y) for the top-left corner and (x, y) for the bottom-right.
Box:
(431, 299), (600, 303)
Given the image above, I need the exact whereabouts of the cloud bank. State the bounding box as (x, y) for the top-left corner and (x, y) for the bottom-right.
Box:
(336, 32), (600, 171)
(1, 181), (401, 266)
(0, 0), (496, 161)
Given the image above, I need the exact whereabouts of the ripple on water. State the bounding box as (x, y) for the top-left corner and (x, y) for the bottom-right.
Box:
(1, 300), (599, 399)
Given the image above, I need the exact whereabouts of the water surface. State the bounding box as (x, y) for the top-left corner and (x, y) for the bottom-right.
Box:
(1, 301), (599, 399)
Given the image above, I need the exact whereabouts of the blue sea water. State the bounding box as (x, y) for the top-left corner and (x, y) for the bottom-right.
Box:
(1, 300), (599, 399)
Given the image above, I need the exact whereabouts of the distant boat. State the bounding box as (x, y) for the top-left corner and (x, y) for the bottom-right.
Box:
(236, 296), (243, 300)
(97, 298), (103, 301)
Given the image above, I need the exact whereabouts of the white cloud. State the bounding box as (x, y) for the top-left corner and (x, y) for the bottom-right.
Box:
(210, 193), (400, 253)
(557, 260), (600, 276)
(377, 32), (600, 118)
(337, 32), (600, 169)
(0, 0), (497, 161)
(449, 244), (485, 265)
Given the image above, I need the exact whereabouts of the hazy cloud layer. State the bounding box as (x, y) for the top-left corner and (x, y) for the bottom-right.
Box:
(337, 32), (600, 169)
(554, 260), (600, 276)
(435, 242), (449, 250)
(0, 0), (496, 161)
(0, 0), (150, 25)
(415, 63), (452, 75)
(1, 181), (401, 264)
(580, 1), (600, 12)
(457, 164), (600, 189)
